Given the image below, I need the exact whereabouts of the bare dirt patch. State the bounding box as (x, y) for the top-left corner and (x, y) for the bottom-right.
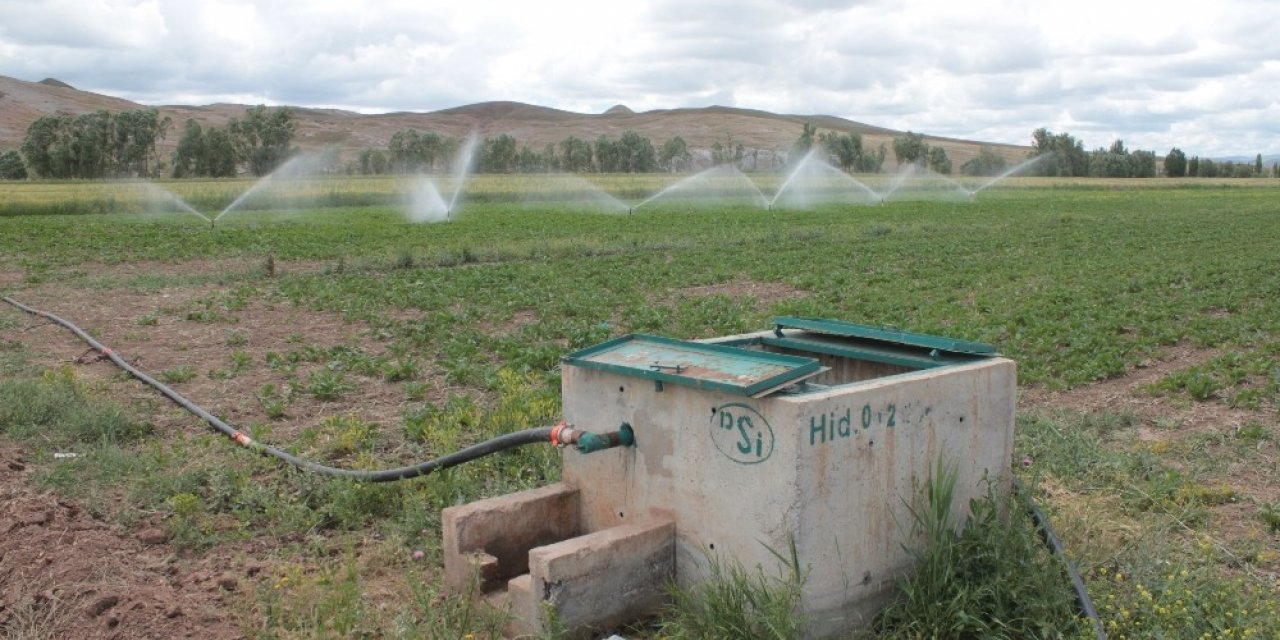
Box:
(4, 281), (452, 449)
(1022, 344), (1279, 558)
(0, 444), (242, 639)
(1020, 344), (1273, 440)
(54, 257), (331, 284)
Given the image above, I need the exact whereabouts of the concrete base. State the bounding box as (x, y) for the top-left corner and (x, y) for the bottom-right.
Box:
(442, 484), (676, 638)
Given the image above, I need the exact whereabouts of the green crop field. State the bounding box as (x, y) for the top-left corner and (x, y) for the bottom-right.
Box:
(1, 176), (1278, 638)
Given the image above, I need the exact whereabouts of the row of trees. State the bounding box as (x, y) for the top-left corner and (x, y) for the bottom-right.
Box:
(354, 130), (694, 175)
(1031, 128), (1277, 179)
(19, 109), (169, 179)
(4, 113), (1275, 180)
(1164, 148), (1273, 178)
(171, 106), (297, 178)
(8, 106), (297, 180)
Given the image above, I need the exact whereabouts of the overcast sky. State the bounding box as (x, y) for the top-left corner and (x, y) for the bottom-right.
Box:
(1, 0), (1276, 156)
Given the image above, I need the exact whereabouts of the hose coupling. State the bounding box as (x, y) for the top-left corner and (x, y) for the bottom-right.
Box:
(550, 421), (635, 454)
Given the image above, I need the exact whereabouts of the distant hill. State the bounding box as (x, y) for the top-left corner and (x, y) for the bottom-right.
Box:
(0, 73), (1030, 170)
(1212, 154), (1280, 164)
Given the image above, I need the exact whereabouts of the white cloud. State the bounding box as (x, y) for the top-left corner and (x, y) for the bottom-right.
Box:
(0, 0), (1276, 155)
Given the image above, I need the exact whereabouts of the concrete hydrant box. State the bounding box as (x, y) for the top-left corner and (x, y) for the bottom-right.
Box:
(443, 317), (1015, 638)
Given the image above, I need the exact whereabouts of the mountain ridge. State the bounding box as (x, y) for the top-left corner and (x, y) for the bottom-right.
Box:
(0, 74), (1030, 168)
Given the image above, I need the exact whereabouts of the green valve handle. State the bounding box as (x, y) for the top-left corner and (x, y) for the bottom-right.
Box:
(563, 423), (635, 454)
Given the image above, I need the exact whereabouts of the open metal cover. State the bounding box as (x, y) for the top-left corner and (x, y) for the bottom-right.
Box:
(563, 334), (820, 397)
(773, 316), (996, 356)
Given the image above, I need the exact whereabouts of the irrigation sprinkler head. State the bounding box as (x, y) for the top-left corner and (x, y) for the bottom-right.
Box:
(628, 207), (634, 215)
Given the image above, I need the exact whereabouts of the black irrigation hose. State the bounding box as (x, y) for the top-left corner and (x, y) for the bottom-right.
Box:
(1013, 476), (1107, 640)
(3, 295), (554, 483)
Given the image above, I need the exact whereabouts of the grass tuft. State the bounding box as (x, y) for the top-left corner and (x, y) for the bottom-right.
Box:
(660, 539), (805, 640)
(873, 460), (1084, 638)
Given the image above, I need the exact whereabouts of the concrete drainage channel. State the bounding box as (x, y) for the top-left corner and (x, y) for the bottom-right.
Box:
(3, 297), (1102, 638)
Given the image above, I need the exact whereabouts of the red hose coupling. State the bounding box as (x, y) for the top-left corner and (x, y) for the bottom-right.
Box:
(549, 421), (577, 447)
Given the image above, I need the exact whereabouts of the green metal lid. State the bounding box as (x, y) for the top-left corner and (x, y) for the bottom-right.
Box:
(773, 316), (997, 356)
(563, 334), (821, 397)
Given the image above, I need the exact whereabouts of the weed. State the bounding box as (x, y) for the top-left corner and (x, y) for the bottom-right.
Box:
(253, 557), (371, 637)
(382, 356), (419, 382)
(403, 381), (429, 401)
(873, 462), (1083, 637)
(226, 330), (249, 347)
(229, 349), (253, 373)
(257, 383), (291, 419)
(135, 313), (158, 326)
(312, 414), (381, 459)
(1, 592), (72, 640)
(660, 539), (805, 639)
(0, 375), (151, 448)
(185, 308), (233, 323)
(394, 574), (511, 639)
(159, 364), (197, 384)
(166, 491), (214, 549)
(1088, 563), (1279, 638)
(306, 369), (355, 401)
(394, 249), (415, 269)
(1235, 422), (1269, 441)
(1259, 503), (1280, 534)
